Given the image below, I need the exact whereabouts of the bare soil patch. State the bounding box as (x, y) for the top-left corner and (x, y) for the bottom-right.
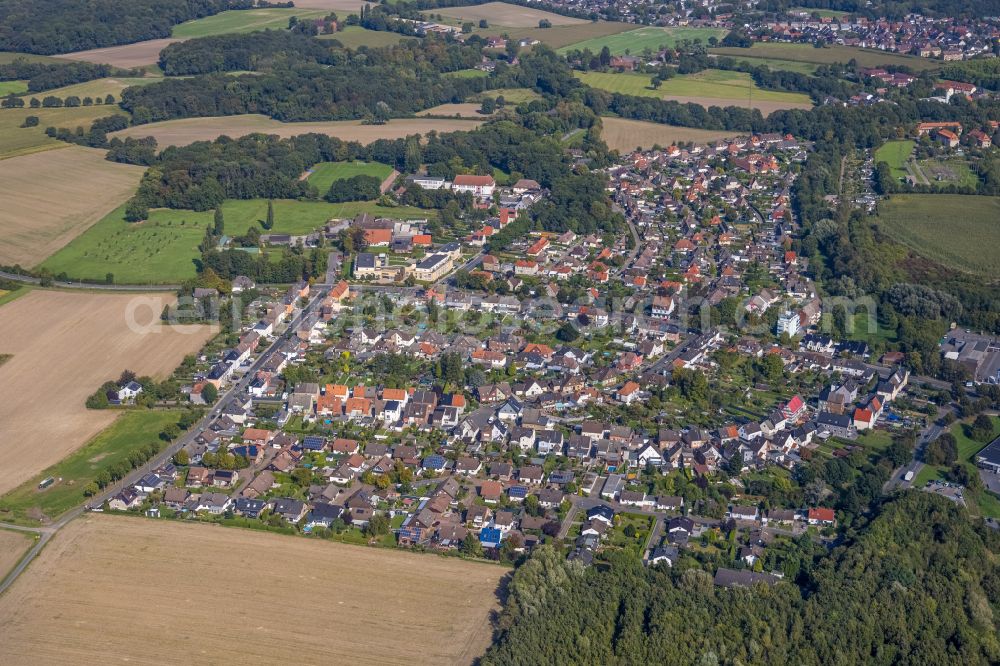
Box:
(0, 146), (144, 267)
(112, 115), (483, 149)
(0, 529), (33, 580)
(0, 515), (506, 665)
(0, 291), (214, 495)
(57, 38), (183, 68)
(601, 117), (737, 152)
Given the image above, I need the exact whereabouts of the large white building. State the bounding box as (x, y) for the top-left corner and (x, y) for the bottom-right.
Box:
(776, 310), (800, 337)
(452, 174), (495, 198)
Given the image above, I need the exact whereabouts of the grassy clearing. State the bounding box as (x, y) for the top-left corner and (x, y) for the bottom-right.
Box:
(445, 68), (490, 79)
(0, 410), (183, 525)
(485, 21), (633, 50)
(558, 26), (727, 55)
(306, 160), (394, 193)
(710, 43), (939, 71)
(41, 199), (434, 283)
(789, 7), (850, 19)
(0, 52), (71, 65)
(0, 80), (28, 95)
(576, 69), (812, 104)
(874, 139), (914, 181)
(876, 194), (1000, 276)
(477, 87), (542, 104)
(600, 117), (735, 152)
(320, 26), (416, 48)
(0, 105), (129, 160)
(171, 8), (328, 38)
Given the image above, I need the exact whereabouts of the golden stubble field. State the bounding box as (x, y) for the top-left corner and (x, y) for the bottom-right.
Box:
(601, 117), (738, 152)
(0, 146), (145, 267)
(111, 115), (484, 150)
(57, 38), (183, 67)
(0, 515), (507, 665)
(431, 2), (586, 27)
(0, 291), (215, 495)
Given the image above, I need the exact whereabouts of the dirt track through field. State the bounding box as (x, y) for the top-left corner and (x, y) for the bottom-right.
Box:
(0, 515), (506, 665)
(0, 529), (33, 580)
(0, 146), (145, 267)
(111, 115), (484, 149)
(0, 291), (214, 495)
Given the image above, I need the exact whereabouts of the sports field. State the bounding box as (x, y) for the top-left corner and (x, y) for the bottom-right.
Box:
(710, 43), (939, 72)
(41, 199), (434, 283)
(429, 2), (585, 27)
(874, 139), (914, 181)
(600, 117), (736, 152)
(558, 26), (727, 55)
(321, 26), (416, 48)
(0, 106), (129, 159)
(306, 160), (394, 193)
(0, 290), (214, 498)
(576, 69), (813, 113)
(0, 146), (144, 267)
(171, 8), (328, 39)
(110, 115), (483, 149)
(57, 38), (183, 68)
(876, 194), (1000, 275)
(0, 515), (506, 665)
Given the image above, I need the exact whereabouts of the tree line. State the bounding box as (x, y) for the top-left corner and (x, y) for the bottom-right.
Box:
(0, 0), (276, 55)
(0, 59), (142, 93)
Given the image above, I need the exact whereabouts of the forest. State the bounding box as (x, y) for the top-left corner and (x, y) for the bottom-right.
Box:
(483, 492), (1000, 666)
(0, 59), (142, 93)
(157, 29), (340, 76)
(122, 38), (487, 124)
(0, 0), (267, 55)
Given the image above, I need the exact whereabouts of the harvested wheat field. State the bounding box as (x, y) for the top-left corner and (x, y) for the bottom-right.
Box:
(0, 529), (33, 580)
(112, 115), (483, 149)
(601, 118), (737, 152)
(0, 146), (145, 267)
(0, 291), (214, 496)
(57, 38), (183, 67)
(0, 515), (506, 665)
(430, 2), (585, 27)
(292, 0), (369, 9)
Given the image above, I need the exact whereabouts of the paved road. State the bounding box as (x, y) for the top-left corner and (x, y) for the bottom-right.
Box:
(0, 285), (330, 596)
(0, 270), (179, 292)
(884, 405), (951, 492)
